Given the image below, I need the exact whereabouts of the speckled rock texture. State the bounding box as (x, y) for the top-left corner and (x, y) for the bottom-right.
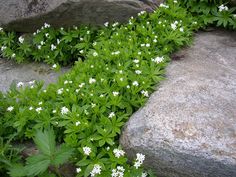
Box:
(0, 58), (69, 92)
(0, 0), (163, 32)
(120, 29), (236, 177)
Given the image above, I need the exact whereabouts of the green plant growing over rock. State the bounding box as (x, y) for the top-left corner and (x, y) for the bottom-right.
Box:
(0, 0), (235, 176)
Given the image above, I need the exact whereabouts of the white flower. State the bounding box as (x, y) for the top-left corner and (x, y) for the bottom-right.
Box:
(152, 56), (164, 63)
(153, 39), (157, 43)
(7, 106), (14, 112)
(138, 11), (146, 16)
(64, 80), (69, 85)
(134, 153), (145, 169)
(100, 94), (104, 98)
(171, 23), (177, 30)
(18, 36), (24, 43)
(91, 103), (96, 108)
(61, 106), (69, 115)
(29, 106), (34, 111)
(89, 78), (96, 84)
(38, 101), (43, 105)
(111, 51), (120, 55)
(90, 164), (102, 177)
(37, 45), (41, 50)
(52, 110), (57, 113)
(113, 149), (125, 158)
(93, 52), (98, 57)
(11, 53), (16, 58)
(40, 41), (45, 45)
(133, 59), (139, 63)
(51, 44), (56, 51)
(141, 90), (149, 97)
(79, 83), (85, 88)
(45, 33), (49, 38)
(75, 121), (81, 126)
(0, 27), (3, 31)
(104, 22), (109, 27)
(146, 43), (150, 47)
(112, 166), (125, 177)
(173, 0), (178, 3)
(180, 27), (184, 32)
(135, 70), (142, 75)
(218, 4), (228, 12)
(1, 46), (6, 51)
(52, 64), (57, 69)
(141, 172), (148, 177)
(112, 22), (119, 27)
(120, 78), (124, 81)
(28, 80), (35, 85)
(17, 82), (24, 88)
(127, 85), (130, 89)
(109, 112), (115, 118)
(112, 91), (119, 96)
(57, 39), (61, 44)
(44, 23), (50, 28)
(159, 3), (169, 8)
(76, 168), (81, 173)
(132, 81), (139, 86)
(83, 146), (91, 155)
(233, 14), (236, 18)
(35, 107), (42, 113)
(57, 88), (64, 95)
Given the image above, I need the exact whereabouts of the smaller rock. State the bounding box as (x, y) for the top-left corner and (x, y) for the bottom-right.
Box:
(0, 58), (69, 93)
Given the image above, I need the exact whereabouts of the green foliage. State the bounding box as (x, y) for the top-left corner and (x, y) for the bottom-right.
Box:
(0, 0), (234, 176)
(8, 128), (74, 177)
(179, 0), (236, 28)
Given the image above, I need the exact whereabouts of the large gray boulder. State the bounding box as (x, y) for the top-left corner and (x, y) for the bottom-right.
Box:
(120, 30), (236, 177)
(0, 0), (163, 33)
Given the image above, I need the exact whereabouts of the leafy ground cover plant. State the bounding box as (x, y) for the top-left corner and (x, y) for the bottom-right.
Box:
(0, 0), (235, 176)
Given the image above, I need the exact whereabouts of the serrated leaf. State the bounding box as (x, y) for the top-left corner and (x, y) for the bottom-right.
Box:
(51, 144), (74, 166)
(25, 154), (50, 176)
(8, 164), (27, 177)
(34, 128), (56, 156)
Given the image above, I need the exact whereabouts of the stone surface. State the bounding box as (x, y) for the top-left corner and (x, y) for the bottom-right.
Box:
(0, 58), (70, 92)
(0, 0), (163, 33)
(120, 29), (236, 177)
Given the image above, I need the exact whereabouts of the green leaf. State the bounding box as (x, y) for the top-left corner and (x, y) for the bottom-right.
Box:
(25, 154), (50, 176)
(8, 164), (28, 177)
(34, 128), (56, 156)
(51, 144), (74, 166)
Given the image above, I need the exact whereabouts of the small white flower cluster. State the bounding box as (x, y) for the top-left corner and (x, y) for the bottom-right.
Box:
(52, 64), (58, 69)
(89, 78), (96, 84)
(113, 91), (119, 96)
(0, 27), (3, 32)
(18, 36), (24, 44)
(57, 88), (64, 95)
(83, 146), (91, 155)
(64, 80), (73, 85)
(159, 3), (169, 9)
(134, 153), (145, 169)
(51, 44), (56, 51)
(109, 112), (115, 118)
(76, 167), (81, 174)
(138, 11), (146, 16)
(111, 51), (120, 55)
(90, 164), (102, 176)
(35, 107), (43, 113)
(141, 90), (149, 97)
(113, 149), (125, 158)
(1, 46), (6, 51)
(61, 106), (69, 115)
(141, 172), (148, 177)
(104, 22), (109, 27)
(132, 81), (139, 86)
(111, 166), (125, 177)
(93, 51), (98, 57)
(141, 43), (151, 47)
(112, 22), (119, 28)
(7, 106), (14, 112)
(152, 56), (164, 63)
(218, 4), (228, 12)
(17, 82), (24, 88)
